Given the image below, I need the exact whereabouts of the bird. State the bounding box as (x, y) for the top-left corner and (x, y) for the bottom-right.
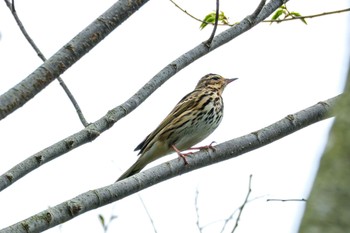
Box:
(116, 74), (237, 181)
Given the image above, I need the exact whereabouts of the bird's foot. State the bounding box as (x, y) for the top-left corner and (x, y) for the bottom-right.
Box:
(189, 141), (217, 151)
(172, 145), (191, 165)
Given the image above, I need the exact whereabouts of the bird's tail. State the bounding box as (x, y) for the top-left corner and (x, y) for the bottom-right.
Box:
(116, 158), (148, 182)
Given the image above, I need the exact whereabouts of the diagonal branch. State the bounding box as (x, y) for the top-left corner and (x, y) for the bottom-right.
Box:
(4, 0), (89, 126)
(0, 0), (287, 192)
(0, 94), (339, 233)
(248, 0), (267, 24)
(0, 0), (150, 121)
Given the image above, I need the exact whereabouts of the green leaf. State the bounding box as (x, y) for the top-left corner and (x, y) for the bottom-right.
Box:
(200, 12), (216, 30)
(218, 11), (229, 24)
(200, 11), (230, 29)
(291, 11), (307, 25)
(271, 9), (285, 21)
(280, 4), (287, 10)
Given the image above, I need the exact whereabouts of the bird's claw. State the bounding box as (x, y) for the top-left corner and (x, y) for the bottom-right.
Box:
(172, 145), (192, 165)
(189, 141), (217, 151)
(178, 152), (193, 165)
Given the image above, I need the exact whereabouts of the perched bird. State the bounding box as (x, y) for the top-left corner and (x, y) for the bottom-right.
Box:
(116, 74), (237, 181)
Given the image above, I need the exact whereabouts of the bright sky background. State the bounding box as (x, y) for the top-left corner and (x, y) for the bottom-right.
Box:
(0, 0), (349, 232)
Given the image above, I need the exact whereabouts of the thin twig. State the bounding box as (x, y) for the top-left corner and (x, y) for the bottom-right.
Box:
(267, 198), (307, 202)
(195, 189), (266, 232)
(205, 0), (220, 47)
(230, 175), (253, 233)
(169, 0), (207, 25)
(219, 175), (253, 233)
(264, 8), (350, 23)
(169, 0), (349, 26)
(169, 0), (237, 27)
(195, 188), (203, 233)
(4, 0), (89, 127)
(138, 195), (158, 233)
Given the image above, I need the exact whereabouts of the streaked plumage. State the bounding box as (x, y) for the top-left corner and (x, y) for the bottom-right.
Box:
(116, 74), (237, 181)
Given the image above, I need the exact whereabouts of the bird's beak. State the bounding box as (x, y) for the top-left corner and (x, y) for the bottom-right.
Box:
(225, 78), (238, 85)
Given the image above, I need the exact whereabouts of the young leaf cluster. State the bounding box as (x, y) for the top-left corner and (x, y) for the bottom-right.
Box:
(200, 11), (229, 30)
(271, 4), (307, 24)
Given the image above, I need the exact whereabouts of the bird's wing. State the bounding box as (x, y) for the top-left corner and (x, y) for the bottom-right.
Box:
(134, 90), (199, 154)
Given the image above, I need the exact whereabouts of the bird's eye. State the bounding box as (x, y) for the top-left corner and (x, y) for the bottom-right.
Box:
(212, 77), (220, 81)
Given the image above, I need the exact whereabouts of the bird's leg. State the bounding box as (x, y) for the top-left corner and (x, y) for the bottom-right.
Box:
(171, 145), (191, 165)
(188, 141), (217, 151)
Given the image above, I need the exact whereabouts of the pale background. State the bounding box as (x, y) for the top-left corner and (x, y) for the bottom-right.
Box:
(0, 0), (349, 232)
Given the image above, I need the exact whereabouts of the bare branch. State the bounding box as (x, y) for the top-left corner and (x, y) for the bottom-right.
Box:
(56, 77), (89, 126)
(230, 175), (252, 233)
(4, 0), (89, 126)
(195, 188), (203, 233)
(0, 0), (285, 192)
(218, 175), (253, 233)
(4, 0), (44, 60)
(0, 94), (338, 233)
(0, 0), (149, 121)
(246, 0), (267, 25)
(138, 195), (158, 233)
(195, 187), (265, 232)
(169, 0), (218, 26)
(267, 198), (307, 202)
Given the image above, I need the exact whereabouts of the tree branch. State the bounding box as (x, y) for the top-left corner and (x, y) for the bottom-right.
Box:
(170, 0), (349, 27)
(195, 180), (264, 232)
(205, 0), (220, 47)
(0, 95), (339, 233)
(0, 0), (149, 121)
(0, 0), (286, 192)
(138, 195), (158, 233)
(247, 0), (267, 25)
(264, 7), (350, 23)
(195, 188), (203, 233)
(267, 198), (307, 202)
(4, 0), (89, 126)
(230, 175), (252, 233)
(169, 0), (215, 26)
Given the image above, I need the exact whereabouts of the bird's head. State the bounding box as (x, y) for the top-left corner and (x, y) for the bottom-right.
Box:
(195, 74), (238, 94)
